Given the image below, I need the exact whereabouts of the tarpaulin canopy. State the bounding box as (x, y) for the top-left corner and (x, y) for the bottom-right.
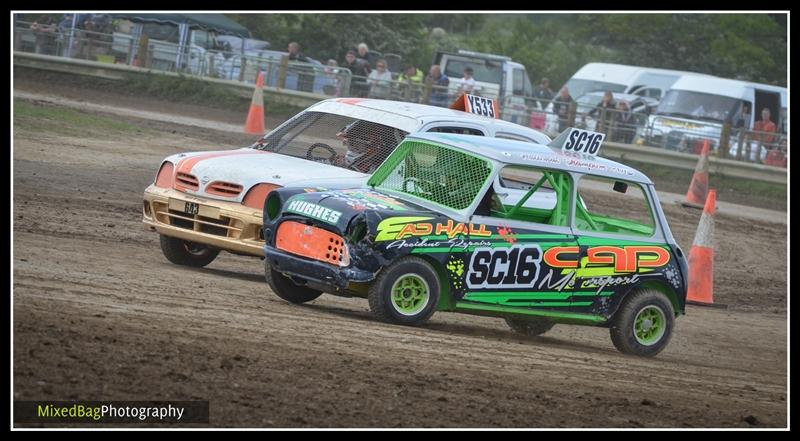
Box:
(111, 13), (250, 38)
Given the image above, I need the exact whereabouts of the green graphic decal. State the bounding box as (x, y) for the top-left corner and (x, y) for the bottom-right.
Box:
(446, 257), (465, 292)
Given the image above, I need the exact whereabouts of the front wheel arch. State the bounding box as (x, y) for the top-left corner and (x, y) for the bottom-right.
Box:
(612, 281), (682, 320)
(411, 254), (457, 312)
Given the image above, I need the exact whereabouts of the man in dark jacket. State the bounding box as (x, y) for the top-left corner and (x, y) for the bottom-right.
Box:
(534, 78), (554, 110)
(342, 50), (371, 97)
(552, 86), (575, 132)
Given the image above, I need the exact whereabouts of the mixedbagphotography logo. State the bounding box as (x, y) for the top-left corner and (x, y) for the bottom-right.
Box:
(14, 401), (209, 424)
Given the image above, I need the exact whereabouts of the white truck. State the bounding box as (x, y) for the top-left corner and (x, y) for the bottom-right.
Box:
(433, 49), (535, 125)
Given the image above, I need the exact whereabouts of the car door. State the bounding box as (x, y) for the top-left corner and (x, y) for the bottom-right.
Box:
(460, 164), (581, 311)
(572, 174), (668, 315)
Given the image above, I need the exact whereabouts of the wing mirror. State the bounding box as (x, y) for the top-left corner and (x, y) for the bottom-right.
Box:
(613, 181), (628, 194)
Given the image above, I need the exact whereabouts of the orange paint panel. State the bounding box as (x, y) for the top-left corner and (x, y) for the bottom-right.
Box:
(155, 162), (174, 188)
(276, 221), (348, 266)
(242, 183), (280, 209)
(337, 98), (365, 105)
(174, 150), (270, 177)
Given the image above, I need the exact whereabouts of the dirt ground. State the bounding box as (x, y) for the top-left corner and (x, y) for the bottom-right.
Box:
(12, 94), (787, 428)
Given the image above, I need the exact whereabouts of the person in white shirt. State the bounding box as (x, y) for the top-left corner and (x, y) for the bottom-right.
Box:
(457, 66), (478, 95)
(367, 59), (393, 99)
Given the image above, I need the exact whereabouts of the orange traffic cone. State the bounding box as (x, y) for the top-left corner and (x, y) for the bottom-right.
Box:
(244, 71), (265, 135)
(686, 189), (716, 306)
(682, 140), (710, 208)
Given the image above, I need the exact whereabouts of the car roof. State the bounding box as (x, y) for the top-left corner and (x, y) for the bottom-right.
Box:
(308, 98), (551, 142)
(670, 76), (787, 100)
(405, 132), (653, 185)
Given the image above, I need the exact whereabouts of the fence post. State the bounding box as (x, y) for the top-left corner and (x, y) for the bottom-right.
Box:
(208, 54), (216, 78)
(126, 37), (134, 65)
(735, 129), (745, 161)
(277, 55), (288, 89)
(422, 77), (433, 105)
(719, 122), (731, 159)
(568, 101), (577, 127)
(137, 35), (149, 68)
(599, 107), (607, 134)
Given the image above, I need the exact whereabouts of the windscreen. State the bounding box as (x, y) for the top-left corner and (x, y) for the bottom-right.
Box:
(655, 90), (741, 123)
(372, 141), (493, 211)
(444, 59), (503, 85)
(564, 79), (626, 100)
(254, 111), (409, 174)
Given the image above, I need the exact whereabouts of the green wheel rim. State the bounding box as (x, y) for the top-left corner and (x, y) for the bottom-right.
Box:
(633, 305), (666, 346)
(390, 273), (430, 316)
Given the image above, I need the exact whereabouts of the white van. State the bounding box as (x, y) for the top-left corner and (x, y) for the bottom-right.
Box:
(563, 63), (712, 100)
(642, 75), (787, 157)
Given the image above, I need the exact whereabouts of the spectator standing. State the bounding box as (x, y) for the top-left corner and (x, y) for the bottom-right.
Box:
(287, 42), (313, 93)
(357, 43), (370, 62)
(753, 108), (777, 143)
(30, 16), (57, 55)
(612, 100), (636, 144)
(287, 41), (309, 62)
(397, 64), (424, 102)
(426, 65), (450, 107)
(342, 49), (371, 97)
(457, 66), (478, 95)
(367, 59), (393, 99)
(587, 90), (616, 132)
(734, 102), (752, 129)
(534, 78), (555, 109)
(552, 86), (574, 132)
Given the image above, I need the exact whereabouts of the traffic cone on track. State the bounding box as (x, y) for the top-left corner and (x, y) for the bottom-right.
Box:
(686, 189), (717, 306)
(682, 140), (711, 208)
(244, 71), (265, 135)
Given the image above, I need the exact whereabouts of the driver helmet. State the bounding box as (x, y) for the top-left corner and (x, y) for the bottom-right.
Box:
(337, 121), (404, 172)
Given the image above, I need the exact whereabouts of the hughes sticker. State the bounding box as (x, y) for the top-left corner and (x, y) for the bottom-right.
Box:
(285, 200), (342, 224)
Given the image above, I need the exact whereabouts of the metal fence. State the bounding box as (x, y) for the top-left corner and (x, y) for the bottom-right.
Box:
(13, 21), (787, 169)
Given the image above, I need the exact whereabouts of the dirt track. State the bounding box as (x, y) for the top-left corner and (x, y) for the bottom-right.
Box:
(12, 96), (787, 428)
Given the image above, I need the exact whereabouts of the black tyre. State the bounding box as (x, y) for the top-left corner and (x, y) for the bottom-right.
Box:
(368, 257), (440, 326)
(609, 288), (675, 357)
(264, 261), (323, 304)
(159, 235), (220, 267)
(505, 317), (556, 336)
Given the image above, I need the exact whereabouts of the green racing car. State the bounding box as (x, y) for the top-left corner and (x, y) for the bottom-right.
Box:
(261, 128), (688, 356)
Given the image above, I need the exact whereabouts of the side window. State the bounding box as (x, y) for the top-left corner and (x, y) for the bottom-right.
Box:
(575, 175), (655, 237)
(477, 165), (571, 226)
(427, 126), (485, 136)
(495, 132), (535, 143)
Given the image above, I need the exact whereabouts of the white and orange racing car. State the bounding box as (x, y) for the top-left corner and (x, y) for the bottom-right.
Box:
(142, 97), (551, 267)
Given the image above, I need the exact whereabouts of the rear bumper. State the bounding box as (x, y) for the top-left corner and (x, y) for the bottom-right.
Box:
(264, 245), (376, 292)
(142, 185), (265, 256)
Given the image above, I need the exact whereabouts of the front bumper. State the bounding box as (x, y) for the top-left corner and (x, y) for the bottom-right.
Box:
(264, 245), (376, 292)
(142, 185), (265, 256)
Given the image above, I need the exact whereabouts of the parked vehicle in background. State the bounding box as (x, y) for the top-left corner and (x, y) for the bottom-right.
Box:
(433, 49), (535, 124)
(543, 91), (658, 134)
(640, 75), (787, 159)
(563, 63), (713, 100)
